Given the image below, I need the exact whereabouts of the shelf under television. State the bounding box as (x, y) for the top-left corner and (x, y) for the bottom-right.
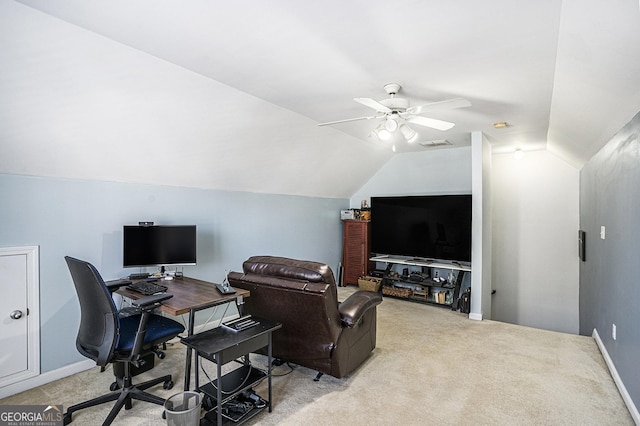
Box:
(370, 255), (471, 272)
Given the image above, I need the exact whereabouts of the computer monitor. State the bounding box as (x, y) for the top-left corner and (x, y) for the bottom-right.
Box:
(123, 225), (197, 271)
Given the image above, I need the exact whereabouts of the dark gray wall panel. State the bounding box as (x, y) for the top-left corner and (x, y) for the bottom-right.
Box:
(580, 111), (640, 409)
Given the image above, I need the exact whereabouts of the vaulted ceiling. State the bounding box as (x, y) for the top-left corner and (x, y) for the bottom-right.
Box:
(2, 1), (640, 198)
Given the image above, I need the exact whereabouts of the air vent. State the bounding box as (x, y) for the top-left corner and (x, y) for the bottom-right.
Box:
(419, 139), (452, 148)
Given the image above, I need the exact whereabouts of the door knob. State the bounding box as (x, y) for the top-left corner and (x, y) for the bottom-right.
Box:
(10, 310), (23, 320)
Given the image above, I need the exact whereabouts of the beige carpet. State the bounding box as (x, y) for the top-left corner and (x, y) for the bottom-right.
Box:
(1, 287), (633, 425)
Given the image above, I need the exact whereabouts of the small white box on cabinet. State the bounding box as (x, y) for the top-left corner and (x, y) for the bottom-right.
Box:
(340, 209), (355, 220)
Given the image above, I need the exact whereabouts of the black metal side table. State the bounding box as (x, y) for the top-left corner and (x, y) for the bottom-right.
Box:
(181, 318), (281, 425)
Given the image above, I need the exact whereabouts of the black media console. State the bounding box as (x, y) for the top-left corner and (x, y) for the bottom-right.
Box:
(371, 255), (471, 309)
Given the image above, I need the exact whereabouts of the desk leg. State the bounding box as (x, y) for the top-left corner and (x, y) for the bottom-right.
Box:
(183, 308), (197, 391)
(236, 294), (244, 316)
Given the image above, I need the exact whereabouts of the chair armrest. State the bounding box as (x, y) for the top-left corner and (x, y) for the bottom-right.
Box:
(338, 291), (383, 327)
(105, 279), (132, 292)
(132, 293), (173, 309)
(129, 293), (175, 357)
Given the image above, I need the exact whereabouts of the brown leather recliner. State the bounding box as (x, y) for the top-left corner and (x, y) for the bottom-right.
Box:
(227, 256), (382, 379)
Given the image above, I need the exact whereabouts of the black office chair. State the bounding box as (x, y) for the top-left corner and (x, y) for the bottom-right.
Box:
(63, 256), (185, 425)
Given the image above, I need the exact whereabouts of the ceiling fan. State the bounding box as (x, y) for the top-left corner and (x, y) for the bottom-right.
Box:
(318, 83), (471, 145)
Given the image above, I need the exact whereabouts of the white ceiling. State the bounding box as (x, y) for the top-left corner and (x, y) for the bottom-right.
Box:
(2, 1), (640, 198)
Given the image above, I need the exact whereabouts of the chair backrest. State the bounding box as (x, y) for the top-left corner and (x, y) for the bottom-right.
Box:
(65, 256), (119, 367)
(242, 255), (338, 299)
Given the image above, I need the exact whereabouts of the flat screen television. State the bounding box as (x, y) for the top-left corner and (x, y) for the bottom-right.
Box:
(371, 195), (472, 263)
(123, 225), (197, 269)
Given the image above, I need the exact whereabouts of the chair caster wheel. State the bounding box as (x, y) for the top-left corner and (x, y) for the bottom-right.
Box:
(157, 351), (166, 359)
(162, 411), (167, 419)
(163, 380), (173, 390)
(63, 412), (72, 425)
(110, 382), (119, 391)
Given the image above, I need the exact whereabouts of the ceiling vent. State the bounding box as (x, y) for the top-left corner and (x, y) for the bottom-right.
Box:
(419, 139), (452, 148)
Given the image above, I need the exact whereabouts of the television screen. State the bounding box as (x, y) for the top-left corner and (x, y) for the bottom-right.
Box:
(123, 225), (197, 268)
(371, 195), (471, 262)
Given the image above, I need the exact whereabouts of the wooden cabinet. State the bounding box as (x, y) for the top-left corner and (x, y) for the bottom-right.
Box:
(341, 220), (372, 286)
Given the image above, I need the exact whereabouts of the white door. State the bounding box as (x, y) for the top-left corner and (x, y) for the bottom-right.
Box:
(0, 246), (40, 388)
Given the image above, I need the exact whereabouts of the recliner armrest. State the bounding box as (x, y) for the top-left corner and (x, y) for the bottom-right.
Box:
(338, 291), (383, 327)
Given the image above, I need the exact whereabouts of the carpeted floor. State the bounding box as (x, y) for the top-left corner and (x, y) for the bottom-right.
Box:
(1, 287), (633, 425)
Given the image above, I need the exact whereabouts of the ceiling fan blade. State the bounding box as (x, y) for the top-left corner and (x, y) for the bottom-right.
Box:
(406, 115), (455, 131)
(317, 115), (380, 126)
(406, 98), (471, 115)
(354, 97), (393, 113)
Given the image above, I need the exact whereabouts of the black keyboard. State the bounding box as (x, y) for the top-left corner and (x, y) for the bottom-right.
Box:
(127, 280), (168, 295)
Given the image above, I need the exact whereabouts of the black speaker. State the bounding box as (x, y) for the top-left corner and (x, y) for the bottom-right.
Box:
(578, 230), (586, 261)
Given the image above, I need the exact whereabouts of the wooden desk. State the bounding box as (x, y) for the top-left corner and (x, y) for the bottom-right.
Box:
(116, 276), (250, 390)
(116, 276), (249, 318)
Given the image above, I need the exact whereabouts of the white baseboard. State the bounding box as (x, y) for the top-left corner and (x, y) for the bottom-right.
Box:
(469, 312), (483, 321)
(0, 359), (95, 400)
(592, 328), (640, 425)
(2, 312), (241, 401)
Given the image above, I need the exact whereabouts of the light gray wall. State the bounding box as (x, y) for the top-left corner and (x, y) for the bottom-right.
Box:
(579, 111), (640, 410)
(350, 147), (472, 207)
(492, 150), (580, 333)
(0, 174), (346, 373)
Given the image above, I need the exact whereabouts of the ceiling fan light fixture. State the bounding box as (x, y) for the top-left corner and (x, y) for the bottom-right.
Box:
(378, 129), (392, 141)
(384, 117), (399, 132)
(374, 123), (392, 141)
(400, 124), (418, 143)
